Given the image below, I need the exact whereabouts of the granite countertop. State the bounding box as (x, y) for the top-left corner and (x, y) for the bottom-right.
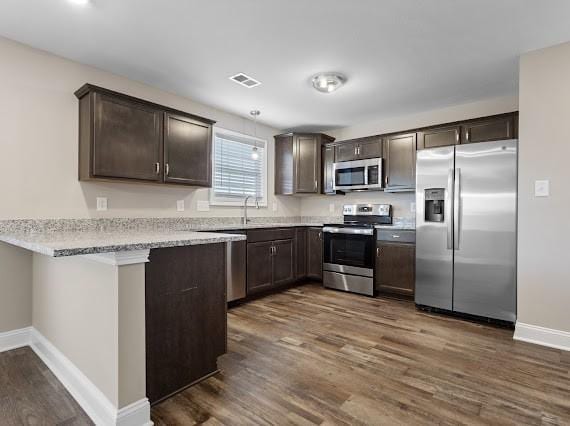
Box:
(0, 231), (247, 257)
(186, 222), (328, 231)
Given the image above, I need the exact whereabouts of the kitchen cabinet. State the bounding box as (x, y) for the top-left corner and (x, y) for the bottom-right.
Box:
(145, 243), (226, 404)
(246, 228), (295, 294)
(163, 112), (212, 186)
(322, 144), (336, 195)
(462, 114), (515, 144)
(76, 84), (215, 187)
(295, 227), (308, 279)
(383, 133), (416, 192)
(307, 227), (323, 280)
(335, 136), (382, 162)
(375, 231), (416, 297)
(274, 133), (335, 195)
(417, 125), (460, 150)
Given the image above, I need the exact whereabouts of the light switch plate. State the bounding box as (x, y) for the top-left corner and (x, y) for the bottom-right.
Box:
(176, 200), (185, 212)
(96, 197), (108, 211)
(197, 200), (210, 211)
(329, 203), (335, 214)
(535, 180), (550, 197)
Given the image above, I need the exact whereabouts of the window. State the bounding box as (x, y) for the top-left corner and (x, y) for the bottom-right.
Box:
(210, 127), (267, 206)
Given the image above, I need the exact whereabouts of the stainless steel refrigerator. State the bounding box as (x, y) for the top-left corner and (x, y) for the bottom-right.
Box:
(415, 139), (517, 322)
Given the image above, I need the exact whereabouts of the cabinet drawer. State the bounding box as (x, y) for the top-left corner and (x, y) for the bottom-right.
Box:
(247, 228), (295, 243)
(376, 229), (415, 243)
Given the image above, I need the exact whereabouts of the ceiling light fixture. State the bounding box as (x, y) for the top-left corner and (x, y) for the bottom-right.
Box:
(250, 110), (261, 160)
(312, 73), (346, 93)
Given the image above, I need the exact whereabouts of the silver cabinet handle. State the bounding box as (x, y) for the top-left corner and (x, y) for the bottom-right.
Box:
(391, 234), (400, 239)
(455, 130), (459, 143)
(465, 130), (470, 142)
(446, 168), (453, 250)
(454, 168), (461, 250)
(354, 146), (358, 156)
(314, 179), (318, 190)
(155, 162), (160, 175)
(376, 247), (380, 257)
(165, 163), (170, 176)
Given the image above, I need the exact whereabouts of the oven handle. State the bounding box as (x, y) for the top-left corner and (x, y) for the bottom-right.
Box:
(322, 227), (374, 236)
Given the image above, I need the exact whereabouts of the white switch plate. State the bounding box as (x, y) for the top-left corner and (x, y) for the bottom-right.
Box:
(272, 202), (278, 212)
(176, 200), (185, 212)
(535, 180), (550, 197)
(410, 202), (416, 213)
(96, 197), (108, 211)
(197, 200), (210, 211)
(329, 203), (335, 214)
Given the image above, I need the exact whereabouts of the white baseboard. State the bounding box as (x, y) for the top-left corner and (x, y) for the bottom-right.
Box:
(0, 326), (31, 352)
(29, 328), (152, 426)
(514, 322), (570, 351)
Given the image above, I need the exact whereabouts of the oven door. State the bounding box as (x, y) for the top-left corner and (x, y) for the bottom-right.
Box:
(323, 228), (375, 273)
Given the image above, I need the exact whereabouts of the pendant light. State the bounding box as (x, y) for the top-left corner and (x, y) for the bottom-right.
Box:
(250, 110), (260, 160)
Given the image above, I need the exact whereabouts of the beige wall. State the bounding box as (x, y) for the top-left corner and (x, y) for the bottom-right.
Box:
(517, 42), (570, 332)
(0, 36), (299, 220)
(0, 242), (32, 332)
(302, 95), (519, 218)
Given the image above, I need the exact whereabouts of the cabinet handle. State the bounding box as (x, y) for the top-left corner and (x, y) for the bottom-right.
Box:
(314, 179), (318, 190)
(455, 130), (459, 143)
(165, 163), (170, 176)
(354, 146), (358, 156)
(155, 162), (160, 175)
(376, 247), (380, 257)
(465, 129), (470, 142)
(385, 175), (389, 187)
(391, 234), (400, 239)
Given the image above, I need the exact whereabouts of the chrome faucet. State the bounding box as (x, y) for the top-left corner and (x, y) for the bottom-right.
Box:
(243, 195), (260, 226)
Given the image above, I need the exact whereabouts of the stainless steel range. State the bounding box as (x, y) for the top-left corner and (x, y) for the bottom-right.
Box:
(322, 204), (392, 296)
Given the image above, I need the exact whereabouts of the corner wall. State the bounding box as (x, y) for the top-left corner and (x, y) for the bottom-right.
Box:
(0, 242), (32, 333)
(516, 42), (570, 337)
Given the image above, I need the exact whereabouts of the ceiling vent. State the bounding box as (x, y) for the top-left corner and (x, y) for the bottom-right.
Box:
(229, 73), (261, 88)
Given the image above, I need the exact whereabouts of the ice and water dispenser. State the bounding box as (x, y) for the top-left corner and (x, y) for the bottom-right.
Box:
(424, 188), (445, 222)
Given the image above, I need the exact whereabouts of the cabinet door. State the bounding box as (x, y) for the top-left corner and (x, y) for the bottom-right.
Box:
(164, 112), (212, 186)
(417, 126), (460, 150)
(273, 239), (295, 286)
(274, 135), (294, 195)
(463, 115), (514, 144)
(294, 135), (320, 193)
(93, 92), (162, 181)
(296, 228), (308, 279)
(357, 138), (383, 159)
(247, 241), (274, 294)
(384, 133), (417, 191)
(322, 145), (336, 194)
(335, 141), (359, 162)
(307, 228), (323, 280)
(145, 244), (226, 404)
(375, 242), (415, 296)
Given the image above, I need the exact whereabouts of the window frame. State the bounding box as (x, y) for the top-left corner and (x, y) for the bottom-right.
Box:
(209, 126), (268, 207)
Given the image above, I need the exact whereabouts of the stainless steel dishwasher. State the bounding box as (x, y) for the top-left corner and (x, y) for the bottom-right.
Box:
(214, 230), (247, 302)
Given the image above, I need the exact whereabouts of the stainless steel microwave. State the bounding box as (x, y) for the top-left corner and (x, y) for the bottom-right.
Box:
(333, 158), (383, 191)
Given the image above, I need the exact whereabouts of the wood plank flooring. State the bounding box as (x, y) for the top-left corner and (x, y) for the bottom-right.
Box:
(152, 283), (570, 425)
(0, 346), (92, 425)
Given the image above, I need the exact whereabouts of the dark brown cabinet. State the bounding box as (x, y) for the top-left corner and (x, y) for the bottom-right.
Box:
(335, 137), (382, 162)
(375, 231), (415, 297)
(322, 144), (336, 195)
(307, 227), (323, 280)
(274, 133), (334, 195)
(417, 125), (460, 150)
(145, 243), (227, 404)
(295, 227), (307, 279)
(76, 84), (215, 187)
(164, 113), (212, 186)
(463, 115), (515, 144)
(383, 133), (416, 192)
(246, 228), (295, 294)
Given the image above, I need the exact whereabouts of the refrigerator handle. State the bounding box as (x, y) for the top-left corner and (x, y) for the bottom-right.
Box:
(454, 168), (461, 250)
(446, 168), (453, 250)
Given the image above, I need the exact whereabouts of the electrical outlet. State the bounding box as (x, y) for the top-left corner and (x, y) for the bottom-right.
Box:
(329, 203), (335, 214)
(176, 200), (185, 212)
(96, 197), (108, 211)
(410, 202), (416, 213)
(534, 180), (550, 197)
(197, 200), (210, 212)
(272, 202), (278, 212)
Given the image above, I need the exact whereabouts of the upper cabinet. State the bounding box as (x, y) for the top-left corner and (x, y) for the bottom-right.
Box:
(417, 113), (517, 150)
(274, 133), (334, 195)
(75, 84), (215, 187)
(335, 136), (382, 162)
(383, 132), (416, 192)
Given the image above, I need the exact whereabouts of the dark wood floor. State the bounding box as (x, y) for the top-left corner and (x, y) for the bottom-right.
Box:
(0, 346), (92, 425)
(1, 283), (569, 425)
(152, 283), (570, 425)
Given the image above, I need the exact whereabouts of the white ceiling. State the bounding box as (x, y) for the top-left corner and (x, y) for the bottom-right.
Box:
(1, 1), (570, 131)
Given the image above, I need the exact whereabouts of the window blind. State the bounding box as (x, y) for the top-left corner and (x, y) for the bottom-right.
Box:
(213, 132), (265, 199)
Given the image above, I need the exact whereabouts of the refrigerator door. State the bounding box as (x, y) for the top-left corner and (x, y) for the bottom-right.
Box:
(453, 140), (517, 322)
(415, 146), (454, 310)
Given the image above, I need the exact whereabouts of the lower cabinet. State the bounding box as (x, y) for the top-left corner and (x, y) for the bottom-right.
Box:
(307, 227), (323, 280)
(246, 241), (274, 293)
(145, 243), (227, 404)
(295, 227), (307, 279)
(375, 241), (415, 296)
